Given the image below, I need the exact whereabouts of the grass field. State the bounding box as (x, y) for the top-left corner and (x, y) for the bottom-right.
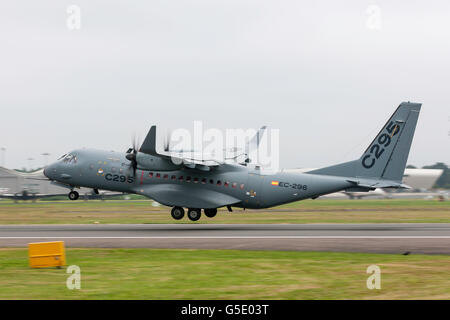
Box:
(0, 199), (448, 224)
(0, 248), (449, 299)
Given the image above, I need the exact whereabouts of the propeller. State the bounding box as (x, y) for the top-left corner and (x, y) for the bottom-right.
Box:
(163, 129), (172, 152)
(125, 135), (140, 177)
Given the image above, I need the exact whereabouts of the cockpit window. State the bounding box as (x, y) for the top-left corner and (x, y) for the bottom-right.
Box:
(57, 154), (67, 160)
(62, 153), (77, 164)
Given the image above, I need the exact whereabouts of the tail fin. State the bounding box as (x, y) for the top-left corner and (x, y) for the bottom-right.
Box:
(308, 102), (422, 183)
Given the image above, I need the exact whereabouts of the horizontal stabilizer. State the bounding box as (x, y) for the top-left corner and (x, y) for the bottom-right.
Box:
(346, 178), (411, 189)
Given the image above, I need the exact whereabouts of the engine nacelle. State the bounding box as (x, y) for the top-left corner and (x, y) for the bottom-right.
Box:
(136, 153), (181, 171)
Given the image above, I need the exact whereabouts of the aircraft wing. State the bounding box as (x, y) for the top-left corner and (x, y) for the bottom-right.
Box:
(139, 126), (224, 171)
(0, 194), (18, 199)
(139, 125), (267, 170)
(133, 184), (242, 209)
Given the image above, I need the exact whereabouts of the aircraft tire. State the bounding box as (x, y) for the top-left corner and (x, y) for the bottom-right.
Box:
(68, 191), (79, 201)
(187, 208), (201, 221)
(204, 208), (217, 218)
(171, 206), (185, 220)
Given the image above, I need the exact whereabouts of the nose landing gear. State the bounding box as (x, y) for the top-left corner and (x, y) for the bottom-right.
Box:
(68, 191), (79, 200)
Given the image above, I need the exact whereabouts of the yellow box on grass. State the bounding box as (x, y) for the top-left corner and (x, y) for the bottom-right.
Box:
(28, 241), (66, 268)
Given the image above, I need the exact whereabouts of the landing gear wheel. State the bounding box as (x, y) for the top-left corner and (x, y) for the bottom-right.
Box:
(171, 207), (185, 220)
(204, 208), (217, 218)
(187, 208), (201, 221)
(68, 191), (79, 201)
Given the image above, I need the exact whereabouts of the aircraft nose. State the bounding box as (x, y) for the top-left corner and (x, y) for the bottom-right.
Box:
(43, 166), (50, 179)
(43, 164), (54, 180)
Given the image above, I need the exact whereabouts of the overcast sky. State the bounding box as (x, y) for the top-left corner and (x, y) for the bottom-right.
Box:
(0, 1), (449, 170)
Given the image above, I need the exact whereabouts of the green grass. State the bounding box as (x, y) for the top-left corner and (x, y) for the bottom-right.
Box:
(0, 199), (448, 224)
(280, 198), (449, 208)
(0, 248), (449, 299)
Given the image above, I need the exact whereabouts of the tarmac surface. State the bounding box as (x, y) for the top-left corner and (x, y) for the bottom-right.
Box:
(1, 223), (450, 254)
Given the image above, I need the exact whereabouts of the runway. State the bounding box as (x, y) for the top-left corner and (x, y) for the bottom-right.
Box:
(1, 223), (450, 254)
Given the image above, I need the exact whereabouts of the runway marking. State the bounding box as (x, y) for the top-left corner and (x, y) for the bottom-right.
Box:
(1, 236), (450, 239)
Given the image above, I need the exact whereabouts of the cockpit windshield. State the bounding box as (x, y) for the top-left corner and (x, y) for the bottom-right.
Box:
(61, 153), (77, 164)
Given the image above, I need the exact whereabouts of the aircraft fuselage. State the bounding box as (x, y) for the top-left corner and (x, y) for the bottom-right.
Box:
(44, 148), (352, 209)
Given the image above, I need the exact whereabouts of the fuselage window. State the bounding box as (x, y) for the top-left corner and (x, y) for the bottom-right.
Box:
(89, 164), (94, 170)
(186, 176), (191, 182)
(240, 184), (245, 190)
(209, 179), (214, 184)
(232, 182), (237, 188)
(193, 177), (199, 183)
(224, 181), (229, 187)
(119, 168), (123, 174)
(201, 178), (207, 184)
(156, 173), (160, 178)
(111, 167), (117, 173)
(149, 172), (153, 178)
(178, 176), (184, 181)
(171, 175), (176, 180)
(217, 180), (222, 186)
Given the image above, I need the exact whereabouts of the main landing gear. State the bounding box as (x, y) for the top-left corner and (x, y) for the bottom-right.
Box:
(187, 208), (201, 221)
(171, 207), (185, 220)
(170, 207), (218, 221)
(68, 191), (79, 201)
(204, 208), (217, 218)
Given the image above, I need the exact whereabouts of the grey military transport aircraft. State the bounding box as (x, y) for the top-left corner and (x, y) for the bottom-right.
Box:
(44, 102), (421, 221)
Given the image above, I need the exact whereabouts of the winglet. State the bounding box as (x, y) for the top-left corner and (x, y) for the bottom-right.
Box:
(245, 125), (267, 158)
(139, 126), (159, 156)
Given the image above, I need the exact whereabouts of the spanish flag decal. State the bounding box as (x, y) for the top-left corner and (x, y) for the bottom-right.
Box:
(271, 181), (279, 186)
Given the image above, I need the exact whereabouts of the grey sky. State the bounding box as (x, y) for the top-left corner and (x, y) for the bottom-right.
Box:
(0, 1), (449, 170)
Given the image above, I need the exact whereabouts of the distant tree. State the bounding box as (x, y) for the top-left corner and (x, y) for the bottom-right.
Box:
(422, 162), (450, 189)
(406, 164), (417, 169)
